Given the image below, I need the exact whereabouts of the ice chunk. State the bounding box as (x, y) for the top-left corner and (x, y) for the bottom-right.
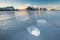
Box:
(37, 19), (47, 24)
(27, 26), (40, 37)
(22, 18), (29, 21)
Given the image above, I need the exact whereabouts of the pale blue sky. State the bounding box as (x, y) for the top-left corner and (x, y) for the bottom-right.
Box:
(0, 0), (60, 5)
(0, 0), (60, 9)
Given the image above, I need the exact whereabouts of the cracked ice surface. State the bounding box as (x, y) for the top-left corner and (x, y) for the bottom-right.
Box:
(27, 26), (40, 37)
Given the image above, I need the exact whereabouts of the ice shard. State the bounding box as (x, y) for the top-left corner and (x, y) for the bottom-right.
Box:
(27, 26), (40, 37)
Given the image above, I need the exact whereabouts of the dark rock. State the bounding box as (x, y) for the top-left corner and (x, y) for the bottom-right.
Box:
(26, 7), (38, 10)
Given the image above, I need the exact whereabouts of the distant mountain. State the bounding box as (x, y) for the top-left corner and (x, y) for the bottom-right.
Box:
(0, 6), (19, 11)
(26, 6), (38, 10)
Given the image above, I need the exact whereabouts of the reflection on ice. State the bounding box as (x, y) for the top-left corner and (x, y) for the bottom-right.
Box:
(0, 17), (13, 21)
(37, 19), (47, 24)
(0, 11), (15, 21)
(27, 26), (40, 37)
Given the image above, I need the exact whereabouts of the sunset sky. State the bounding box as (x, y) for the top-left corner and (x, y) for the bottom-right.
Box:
(0, 0), (60, 9)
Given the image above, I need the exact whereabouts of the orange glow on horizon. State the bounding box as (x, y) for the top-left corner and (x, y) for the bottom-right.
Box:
(0, 3), (60, 10)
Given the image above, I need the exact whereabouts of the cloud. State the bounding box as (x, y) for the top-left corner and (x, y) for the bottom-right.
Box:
(0, 3), (29, 9)
(24, 4), (31, 6)
(14, 4), (31, 9)
(0, 3), (9, 7)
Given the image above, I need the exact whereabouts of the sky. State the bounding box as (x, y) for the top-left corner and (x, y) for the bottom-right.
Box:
(0, 0), (60, 9)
